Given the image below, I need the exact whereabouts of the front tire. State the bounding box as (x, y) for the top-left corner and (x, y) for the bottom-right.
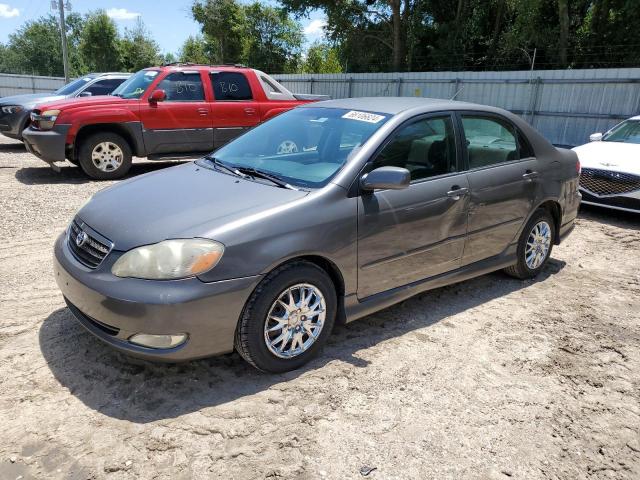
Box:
(78, 132), (132, 180)
(235, 261), (337, 373)
(504, 208), (555, 279)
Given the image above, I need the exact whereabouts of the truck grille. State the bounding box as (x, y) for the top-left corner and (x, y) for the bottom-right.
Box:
(68, 221), (112, 268)
(579, 168), (640, 196)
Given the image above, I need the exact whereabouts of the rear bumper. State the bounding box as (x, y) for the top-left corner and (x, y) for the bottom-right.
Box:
(22, 124), (70, 163)
(54, 233), (262, 362)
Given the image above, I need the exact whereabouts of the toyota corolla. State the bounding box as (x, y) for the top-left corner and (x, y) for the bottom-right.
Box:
(54, 97), (581, 372)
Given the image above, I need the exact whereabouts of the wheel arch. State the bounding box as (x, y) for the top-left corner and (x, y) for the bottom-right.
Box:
(73, 122), (145, 160)
(536, 199), (562, 244)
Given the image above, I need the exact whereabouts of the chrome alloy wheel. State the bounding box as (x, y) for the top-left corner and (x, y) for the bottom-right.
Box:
(276, 140), (298, 155)
(264, 283), (326, 359)
(91, 142), (124, 172)
(525, 220), (552, 270)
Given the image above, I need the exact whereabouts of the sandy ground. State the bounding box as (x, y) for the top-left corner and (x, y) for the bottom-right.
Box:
(0, 136), (638, 480)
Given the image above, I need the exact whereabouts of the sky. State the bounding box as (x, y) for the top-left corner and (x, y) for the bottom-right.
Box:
(0, 0), (327, 55)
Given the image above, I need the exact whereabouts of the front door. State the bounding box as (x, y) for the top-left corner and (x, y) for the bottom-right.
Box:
(357, 114), (470, 299)
(209, 71), (261, 148)
(139, 71), (213, 154)
(458, 114), (540, 264)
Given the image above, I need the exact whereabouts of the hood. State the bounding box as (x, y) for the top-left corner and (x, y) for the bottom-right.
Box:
(34, 95), (124, 112)
(573, 141), (640, 175)
(77, 162), (308, 251)
(0, 93), (65, 108)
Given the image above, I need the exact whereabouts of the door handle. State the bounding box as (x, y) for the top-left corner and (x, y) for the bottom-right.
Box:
(446, 186), (469, 199)
(522, 170), (539, 180)
(197, 108), (209, 116)
(244, 107), (256, 116)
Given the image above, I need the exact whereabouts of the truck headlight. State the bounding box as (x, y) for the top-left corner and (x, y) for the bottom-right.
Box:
(111, 239), (224, 280)
(31, 109), (60, 130)
(1, 105), (23, 114)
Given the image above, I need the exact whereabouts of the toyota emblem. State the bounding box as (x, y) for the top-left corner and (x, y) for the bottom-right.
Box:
(75, 231), (88, 247)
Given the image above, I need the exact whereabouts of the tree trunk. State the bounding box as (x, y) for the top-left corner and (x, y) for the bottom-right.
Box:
(558, 0), (569, 66)
(389, 0), (406, 71)
(487, 0), (505, 62)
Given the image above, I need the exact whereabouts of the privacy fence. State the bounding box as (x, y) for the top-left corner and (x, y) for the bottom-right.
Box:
(274, 68), (640, 147)
(3, 69), (639, 147)
(0, 73), (66, 97)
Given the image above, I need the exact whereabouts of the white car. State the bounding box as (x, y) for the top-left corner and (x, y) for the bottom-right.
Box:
(573, 116), (640, 213)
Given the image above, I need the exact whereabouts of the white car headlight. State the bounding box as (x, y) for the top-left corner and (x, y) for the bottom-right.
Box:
(112, 239), (224, 280)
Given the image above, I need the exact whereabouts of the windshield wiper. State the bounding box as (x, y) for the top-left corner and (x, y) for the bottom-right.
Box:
(204, 155), (248, 179)
(235, 167), (299, 190)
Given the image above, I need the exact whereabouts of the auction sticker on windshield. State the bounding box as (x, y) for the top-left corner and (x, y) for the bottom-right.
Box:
(342, 111), (386, 123)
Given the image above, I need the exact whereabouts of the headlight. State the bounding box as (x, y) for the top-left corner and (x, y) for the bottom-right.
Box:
(1, 105), (23, 114)
(111, 239), (224, 280)
(31, 109), (60, 130)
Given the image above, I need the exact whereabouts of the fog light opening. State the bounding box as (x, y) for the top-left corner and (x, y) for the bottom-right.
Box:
(128, 333), (187, 349)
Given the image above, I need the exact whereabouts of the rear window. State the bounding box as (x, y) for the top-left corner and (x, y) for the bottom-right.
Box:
(211, 72), (253, 101)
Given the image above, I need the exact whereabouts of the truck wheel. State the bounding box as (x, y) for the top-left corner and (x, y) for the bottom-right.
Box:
(78, 132), (132, 180)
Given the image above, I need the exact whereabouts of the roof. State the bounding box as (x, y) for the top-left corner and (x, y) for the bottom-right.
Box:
(301, 96), (486, 115)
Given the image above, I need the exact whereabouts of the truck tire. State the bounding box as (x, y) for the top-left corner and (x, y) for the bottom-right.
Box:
(78, 132), (132, 180)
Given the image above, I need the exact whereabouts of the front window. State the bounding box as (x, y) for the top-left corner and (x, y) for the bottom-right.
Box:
(111, 69), (160, 99)
(603, 120), (640, 144)
(54, 77), (93, 96)
(201, 107), (390, 189)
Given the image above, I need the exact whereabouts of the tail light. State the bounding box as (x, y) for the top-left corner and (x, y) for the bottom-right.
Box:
(576, 159), (581, 174)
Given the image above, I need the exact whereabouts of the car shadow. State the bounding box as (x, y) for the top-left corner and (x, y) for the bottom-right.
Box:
(39, 259), (566, 423)
(0, 141), (26, 152)
(578, 204), (640, 231)
(14, 161), (187, 185)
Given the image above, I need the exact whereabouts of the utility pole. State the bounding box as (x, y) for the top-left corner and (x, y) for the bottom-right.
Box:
(53, 0), (70, 82)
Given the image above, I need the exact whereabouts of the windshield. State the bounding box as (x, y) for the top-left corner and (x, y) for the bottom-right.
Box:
(603, 120), (640, 144)
(111, 69), (159, 99)
(54, 76), (93, 96)
(202, 107), (390, 188)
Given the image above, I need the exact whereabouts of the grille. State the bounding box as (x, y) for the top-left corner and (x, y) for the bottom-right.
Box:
(579, 168), (640, 196)
(68, 220), (112, 268)
(65, 298), (120, 336)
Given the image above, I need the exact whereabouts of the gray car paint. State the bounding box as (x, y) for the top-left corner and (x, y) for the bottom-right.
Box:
(57, 97), (581, 361)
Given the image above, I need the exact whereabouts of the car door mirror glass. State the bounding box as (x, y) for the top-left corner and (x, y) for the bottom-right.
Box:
(360, 166), (410, 191)
(149, 89), (167, 103)
(589, 132), (603, 142)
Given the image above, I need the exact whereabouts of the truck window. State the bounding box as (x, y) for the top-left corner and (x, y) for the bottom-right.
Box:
(210, 72), (253, 101)
(157, 72), (205, 102)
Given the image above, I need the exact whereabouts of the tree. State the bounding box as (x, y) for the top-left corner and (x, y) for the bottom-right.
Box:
(302, 41), (342, 73)
(244, 2), (303, 73)
(79, 11), (121, 72)
(119, 18), (162, 71)
(179, 35), (215, 64)
(192, 0), (247, 64)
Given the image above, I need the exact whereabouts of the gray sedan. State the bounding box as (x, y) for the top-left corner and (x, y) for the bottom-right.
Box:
(0, 72), (129, 140)
(54, 97), (581, 372)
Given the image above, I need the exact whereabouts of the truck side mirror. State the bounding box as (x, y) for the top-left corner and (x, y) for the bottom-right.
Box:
(149, 89), (166, 104)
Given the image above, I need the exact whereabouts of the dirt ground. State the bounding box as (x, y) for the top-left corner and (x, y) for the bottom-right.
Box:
(0, 136), (638, 480)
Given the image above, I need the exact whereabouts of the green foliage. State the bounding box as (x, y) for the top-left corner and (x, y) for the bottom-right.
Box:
(192, 0), (247, 64)
(119, 18), (162, 71)
(79, 11), (121, 72)
(179, 35), (216, 64)
(302, 41), (342, 73)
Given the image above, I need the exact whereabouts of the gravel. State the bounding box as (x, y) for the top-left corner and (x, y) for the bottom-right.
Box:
(0, 136), (639, 479)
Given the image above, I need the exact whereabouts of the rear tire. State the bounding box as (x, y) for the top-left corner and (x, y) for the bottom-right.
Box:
(78, 132), (132, 180)
(235, 261), (337, 373)
(504, 208), (555, 280)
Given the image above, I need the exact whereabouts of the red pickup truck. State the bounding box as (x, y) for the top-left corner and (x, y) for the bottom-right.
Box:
(22, 64), (327, 179)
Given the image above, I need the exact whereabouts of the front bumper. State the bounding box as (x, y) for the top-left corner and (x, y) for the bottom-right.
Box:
(22, 124), (71, 163)
(579, 188), (640, 213)
(0, 109), (30, 139)
(54, 232), (262, 362)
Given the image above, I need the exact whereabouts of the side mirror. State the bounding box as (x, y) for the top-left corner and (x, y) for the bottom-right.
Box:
(360, 166), (410, 191)
(78, 91), (92, 97)
(149, 89), (166, 103)
(589, 132), (603, 142)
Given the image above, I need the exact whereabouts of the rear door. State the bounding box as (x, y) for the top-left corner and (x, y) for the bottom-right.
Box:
(458, 113), (539, 264)
(209, 71), (261, 148)
(138, 71), (213, 154)
(356, 113), (470, 299)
